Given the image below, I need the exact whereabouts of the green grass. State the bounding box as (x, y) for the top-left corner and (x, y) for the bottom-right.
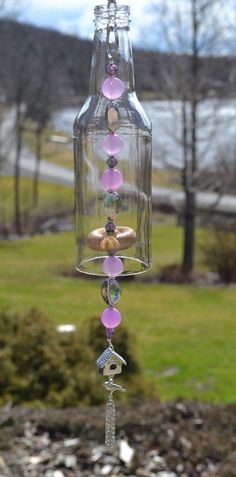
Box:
(24, 126), (73, 170)
(0, 177), (73, 221)
(0, 223), (235, 404)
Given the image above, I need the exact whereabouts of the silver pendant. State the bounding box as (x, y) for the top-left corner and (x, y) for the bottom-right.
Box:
(97, 347), (126, 446)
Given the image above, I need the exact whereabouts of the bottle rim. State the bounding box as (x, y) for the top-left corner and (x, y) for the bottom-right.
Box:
(94, 5), (130, 19)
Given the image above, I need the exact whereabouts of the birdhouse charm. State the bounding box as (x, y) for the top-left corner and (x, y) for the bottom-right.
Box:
(97, 346), (127, 376)
(73, 0), (152, 447)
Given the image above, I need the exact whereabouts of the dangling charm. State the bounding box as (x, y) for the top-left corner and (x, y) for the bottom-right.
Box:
(96, 347), (126, 446)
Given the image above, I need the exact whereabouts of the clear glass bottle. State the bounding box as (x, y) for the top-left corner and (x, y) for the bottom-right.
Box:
(74, 4), (152, 276)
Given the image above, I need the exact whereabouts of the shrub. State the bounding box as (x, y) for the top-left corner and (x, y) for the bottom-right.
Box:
(0, 308), (101, 406)
(0, 308), (149, 406)
(201, 231), (236, 283)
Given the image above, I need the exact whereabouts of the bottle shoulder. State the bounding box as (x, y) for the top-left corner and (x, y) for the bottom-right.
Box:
(73, 93), (152, 137)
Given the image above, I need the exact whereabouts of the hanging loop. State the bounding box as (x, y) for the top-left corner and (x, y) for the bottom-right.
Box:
(106, 0), (119, 62)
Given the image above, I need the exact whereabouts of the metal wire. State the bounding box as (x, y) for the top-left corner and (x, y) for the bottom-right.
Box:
(106, 25), (119, 61)
(106, 0), (119, 62)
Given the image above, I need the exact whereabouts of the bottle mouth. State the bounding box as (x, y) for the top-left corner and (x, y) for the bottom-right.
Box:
(94, 5), (130, 20)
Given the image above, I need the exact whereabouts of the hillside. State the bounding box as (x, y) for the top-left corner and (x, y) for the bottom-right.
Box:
(0, 19), (235, 102)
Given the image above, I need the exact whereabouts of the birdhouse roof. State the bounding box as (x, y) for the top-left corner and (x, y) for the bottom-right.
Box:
(96, 347), (127, 369)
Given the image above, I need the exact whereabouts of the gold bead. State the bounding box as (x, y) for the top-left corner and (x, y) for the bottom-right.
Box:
(87, 226), (136, 252)
(100, 236), (120, 252)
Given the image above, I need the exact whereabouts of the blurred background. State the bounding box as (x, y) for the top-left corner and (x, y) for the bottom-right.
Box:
(0, 0), (236, 475)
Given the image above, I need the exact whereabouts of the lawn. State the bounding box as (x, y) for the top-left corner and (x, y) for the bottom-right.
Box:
(0, 223), (235, 404)
(0, 177), (73, 222)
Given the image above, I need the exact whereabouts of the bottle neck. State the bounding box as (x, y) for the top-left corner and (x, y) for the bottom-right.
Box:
(89, 21), (135, 96)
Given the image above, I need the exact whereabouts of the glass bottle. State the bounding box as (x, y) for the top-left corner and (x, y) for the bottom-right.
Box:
(73, 4), (152, 276)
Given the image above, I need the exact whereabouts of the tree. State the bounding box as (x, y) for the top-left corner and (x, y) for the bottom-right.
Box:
(0, 22), (35, 234)
(0, 2), (25, 235)
(152, 0), (234, 273)
(26, 33), (65, 207)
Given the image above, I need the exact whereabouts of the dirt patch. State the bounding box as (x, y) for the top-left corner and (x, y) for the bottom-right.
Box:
(1, 400), (235, 476)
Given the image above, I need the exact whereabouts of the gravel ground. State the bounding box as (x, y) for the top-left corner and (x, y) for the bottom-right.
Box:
(0, 400), (235, 477)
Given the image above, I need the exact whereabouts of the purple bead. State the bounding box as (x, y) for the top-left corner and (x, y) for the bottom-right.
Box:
(105, 221), (116, 233)
(101, 306), (122, 328)
(102, 77), (124, 100)
(102, 133), (124, 156)
(106, 327), (115, 339)
(103, 256), (124, 277)
(106, 63), (118, 76)
(100, 168), (123, 191)
(106, 156), (118, 168)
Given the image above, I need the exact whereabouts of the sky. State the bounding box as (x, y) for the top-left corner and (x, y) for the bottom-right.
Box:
(21, 0), (154, 46)
(21, 0), (236, 52)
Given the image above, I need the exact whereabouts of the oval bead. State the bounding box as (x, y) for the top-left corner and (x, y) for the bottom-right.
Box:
(104, 191), (121, 219)
(100, 168), (123, 191)
(106, 105), (120, 132)
(103, 255), (124, 277)
(101, 278), (121, 306)
(101, 306), (122, 328)
(101, 133), (124, 156)
(102, 77), (124, 100)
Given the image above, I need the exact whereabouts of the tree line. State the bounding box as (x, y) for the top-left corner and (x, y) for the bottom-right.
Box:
(0, 19), (235, 102)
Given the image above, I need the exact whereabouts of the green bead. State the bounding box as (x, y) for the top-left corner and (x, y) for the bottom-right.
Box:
(101, 278), (121, 306)
(104, 191), (121, 219)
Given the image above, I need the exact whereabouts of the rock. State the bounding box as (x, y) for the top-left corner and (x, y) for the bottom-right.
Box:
(0, 456), (6, 469)
(119, 438), (135, 466)
(64, 437), (80, 447)
(90, 445), (106, 462)
(45, 471), (65, 477)
(64, 454), (77, 468)
(39, 432), (50, 447)
(179, 436), (192, 449)
(157, 473), (177, 477)
(100, 464), (113, 475)
(24, 455), (43, 466)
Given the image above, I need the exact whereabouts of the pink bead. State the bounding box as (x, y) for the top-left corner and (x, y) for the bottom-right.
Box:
(103, 256), (124, 276)
(101, 306), (122, 328)
(102, 133), (124, 156)
(100, 168), (123, 191)
(102, 77), (124, 100)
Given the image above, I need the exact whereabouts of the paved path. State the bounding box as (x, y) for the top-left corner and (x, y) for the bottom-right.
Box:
(152, 186), (236, 215)
(1, 109), (236, 215)
(1, 108), (74, 186)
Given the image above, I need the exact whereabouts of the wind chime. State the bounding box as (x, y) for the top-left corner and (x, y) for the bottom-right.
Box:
(73, 0), (152, 446)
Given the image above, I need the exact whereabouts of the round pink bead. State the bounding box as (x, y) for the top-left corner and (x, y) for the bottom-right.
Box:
(103, 256), (124, 277)
(102, 133), (124, 156)
(101, 306), (122, 328)
(102, 76), (124, 100)
(100, 168), (123, 191)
